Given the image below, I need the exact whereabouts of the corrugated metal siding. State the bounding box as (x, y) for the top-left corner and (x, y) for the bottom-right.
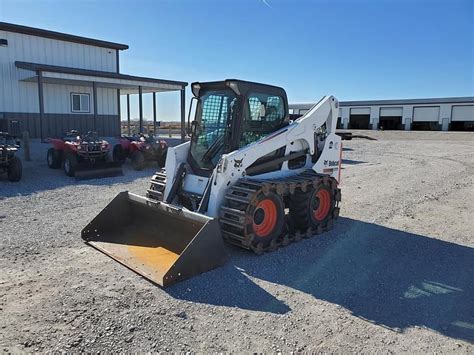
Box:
(0, 29), (117, 113)
(42, 84), (116, 114)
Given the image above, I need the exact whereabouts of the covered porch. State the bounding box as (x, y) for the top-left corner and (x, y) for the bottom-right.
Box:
(15, 61), (188, 140)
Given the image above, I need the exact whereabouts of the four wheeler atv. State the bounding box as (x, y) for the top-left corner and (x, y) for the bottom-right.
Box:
(47, 130), (123, 180)
(113, 132), (168, 170)
(0, 132), (22, 182)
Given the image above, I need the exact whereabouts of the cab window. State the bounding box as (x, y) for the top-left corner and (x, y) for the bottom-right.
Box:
(241, 92), (286, 147)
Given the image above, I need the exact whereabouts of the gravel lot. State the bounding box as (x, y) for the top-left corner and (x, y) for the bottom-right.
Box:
(1, 131), (473, 352)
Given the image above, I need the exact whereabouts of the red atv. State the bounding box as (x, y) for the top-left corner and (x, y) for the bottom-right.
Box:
(47, 130), (123, 180)
(113, 133), (168, 170)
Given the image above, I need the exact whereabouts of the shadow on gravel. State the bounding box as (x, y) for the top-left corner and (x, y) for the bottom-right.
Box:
(167, 251), (291, 314)
(0, 138), (178, 198)
(170, 218), (474, 342)
(0, 165), (157, 198)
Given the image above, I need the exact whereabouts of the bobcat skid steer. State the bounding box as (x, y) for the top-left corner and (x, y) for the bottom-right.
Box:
(82, 80), (342, 286)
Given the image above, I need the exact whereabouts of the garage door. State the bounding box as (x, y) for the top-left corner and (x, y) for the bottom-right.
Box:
(413, 107), (439, 122)
(452, 105), (474, 122)
(350, 108), (370, 115)
(380, 107), (402, 117)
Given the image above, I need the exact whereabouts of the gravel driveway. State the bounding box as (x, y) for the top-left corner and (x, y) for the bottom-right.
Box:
(1, 131), (473, 352)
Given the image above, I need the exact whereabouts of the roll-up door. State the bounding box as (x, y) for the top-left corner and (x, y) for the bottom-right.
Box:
(452, 106), (474, 122)
(349, 108), (370, 129)
(413, 107), (439, 122)
(380, 107), (402, 117)
(350, 108), (370, 115)
(379, 107), (403, 130)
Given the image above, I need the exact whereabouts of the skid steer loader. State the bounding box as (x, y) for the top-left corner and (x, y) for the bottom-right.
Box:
(83, 80), (342, 286)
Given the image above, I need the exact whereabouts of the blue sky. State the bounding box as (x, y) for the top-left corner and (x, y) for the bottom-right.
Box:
(1, 0), (473, 121)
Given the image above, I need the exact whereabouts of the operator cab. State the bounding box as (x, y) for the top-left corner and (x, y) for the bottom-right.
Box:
(188, 79), (289, 176)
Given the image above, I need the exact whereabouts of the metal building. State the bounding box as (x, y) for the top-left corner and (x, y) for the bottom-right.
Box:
(0, 22), (187, 139)
(290, 97), (474, 131)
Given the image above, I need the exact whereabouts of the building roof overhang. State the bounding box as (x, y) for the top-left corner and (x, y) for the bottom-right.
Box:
(16, 61), (188, 94)
(290, 97), (474, 110)
(0, 22), (129, 50)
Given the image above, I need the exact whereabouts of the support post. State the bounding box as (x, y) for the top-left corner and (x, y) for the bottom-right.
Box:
(340, 107), (349, 130)
(22, 131), (31, 161)
(116, 50), (121, 136)
(117, 89), (121, 136)
(92, 81), (98, 132)
(138, 86), (143, 133)
(404, 118), (411, 131)
(441, 117), (449, 131)
(180, 88), (186, 142)
(37, 70), (45, 140)
(153, 92), (157, 133)
(370, 106), (380, 130)
(126, 94), (131, 135)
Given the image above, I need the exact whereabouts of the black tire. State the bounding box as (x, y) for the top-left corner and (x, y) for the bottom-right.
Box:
(47, 148), (61, 169)
(131, 151), (145, 170)
(246, 191), (285, 250)
(7, 156), (22, 182)
(289, 182), (336, 233)
(63, 153), (78, 177)
(288, 189), (311, 232)
(113, 144), (126, 164)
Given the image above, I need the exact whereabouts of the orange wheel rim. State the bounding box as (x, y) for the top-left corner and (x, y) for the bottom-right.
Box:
(253, 199), (278, 237)
(313, 189), (331, 221)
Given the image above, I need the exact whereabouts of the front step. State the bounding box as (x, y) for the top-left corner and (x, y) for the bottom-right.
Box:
(147, 170), (167, 201)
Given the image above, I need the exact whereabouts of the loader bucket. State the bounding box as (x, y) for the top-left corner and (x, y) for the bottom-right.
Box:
(81, 192), (228, 287)
(74, 161), (123, 180)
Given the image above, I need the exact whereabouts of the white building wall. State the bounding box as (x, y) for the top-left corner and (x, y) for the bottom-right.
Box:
(42, 84), (117, 115)
(370, 106), (380, 130)
(291, 98), (473, 131)
(340, 107), (350, 129)
(402, 105), (412, 130)
(0, 29), (118, 114)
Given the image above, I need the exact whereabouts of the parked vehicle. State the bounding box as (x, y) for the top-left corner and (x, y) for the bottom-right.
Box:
(0, 132), (22, 182)
(47, 130), (123, 180)
(113, 132), (168, 170)
(83, 80), (342, 287)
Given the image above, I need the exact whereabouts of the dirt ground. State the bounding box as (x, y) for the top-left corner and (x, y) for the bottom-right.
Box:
(1, 131), (473, 352)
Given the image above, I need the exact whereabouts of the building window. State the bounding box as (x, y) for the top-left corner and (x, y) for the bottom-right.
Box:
(71, 93), (90, 113)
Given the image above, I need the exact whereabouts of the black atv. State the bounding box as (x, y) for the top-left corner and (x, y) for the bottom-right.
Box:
(0, 132), (22, 182)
